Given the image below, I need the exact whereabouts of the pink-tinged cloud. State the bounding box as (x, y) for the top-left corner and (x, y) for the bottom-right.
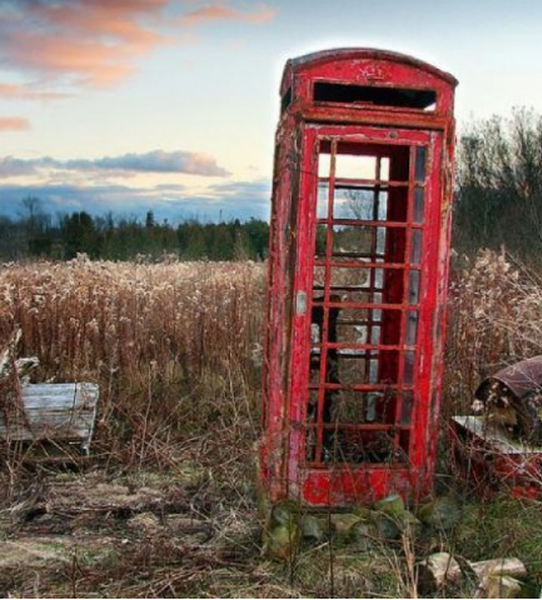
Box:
(183, 3), (277, 26)
(0, 0), (171, 88)
(0, 83), (72, 101)
(0, 150), (230, 178)
(0, 1), (277, 91)
(0, 117), (30, 132)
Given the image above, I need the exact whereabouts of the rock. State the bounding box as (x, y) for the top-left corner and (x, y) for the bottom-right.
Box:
(399, 510), (423, 536)
(417, 496), (461, 530)
(263, 521), (301, 561)
(330, 513), (362, 537)
(375, 494), (405, 518)
(477, 575), (522, 598)
(270, 499), (300, 526)
(417, 552), (463, 593)
(352, 520), (379, 551)
(371, 511), (401, 540)
(373, 494), (421, 538)
(300, 514), (326, 541)
(471, 558), (527, 599)
(352, 505), (373, 520)
(470, 557), (527, 580)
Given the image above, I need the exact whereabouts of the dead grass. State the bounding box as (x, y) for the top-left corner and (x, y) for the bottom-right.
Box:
(0, 257), (265, 472)
(0, 253), (542, 597)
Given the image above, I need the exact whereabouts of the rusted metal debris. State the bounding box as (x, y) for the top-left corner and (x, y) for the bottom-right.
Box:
(474, 356), (542, 445)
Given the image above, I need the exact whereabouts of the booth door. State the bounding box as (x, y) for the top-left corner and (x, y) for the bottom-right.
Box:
(288, 125), (444, 499)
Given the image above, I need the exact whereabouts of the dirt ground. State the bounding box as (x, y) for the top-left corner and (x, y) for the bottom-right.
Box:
(0, 460), (417, 598)
(0, 465), (264, 598)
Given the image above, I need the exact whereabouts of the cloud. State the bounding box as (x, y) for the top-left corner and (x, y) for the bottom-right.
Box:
(0, 0), (171, 88)
(0, 1), (277, 92)
(0, 117), (30, 131)
(0, 83), (73, 101)
(183, 3), (278, 27)
(0, 178), (271, 222)
(0, 150), (230, 178)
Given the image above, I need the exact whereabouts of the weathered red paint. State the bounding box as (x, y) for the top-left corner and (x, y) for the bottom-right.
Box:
(261, 49), (457, 507)
(450, 417), (542, 499)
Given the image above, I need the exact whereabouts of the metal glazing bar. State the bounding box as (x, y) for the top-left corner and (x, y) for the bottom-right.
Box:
(316, 218), (424, 229)
(315, 139), (338, 465)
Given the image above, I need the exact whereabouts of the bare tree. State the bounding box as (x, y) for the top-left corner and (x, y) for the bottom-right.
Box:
(454, 108), (542, 262)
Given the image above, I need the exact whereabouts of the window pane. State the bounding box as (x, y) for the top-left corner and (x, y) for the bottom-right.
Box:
(413, 187), (425, 223)
(415, 147), (427, 182)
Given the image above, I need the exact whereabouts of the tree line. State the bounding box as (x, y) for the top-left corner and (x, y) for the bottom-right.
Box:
(0, 203), (269, 262)
(1, 108), (540, 264)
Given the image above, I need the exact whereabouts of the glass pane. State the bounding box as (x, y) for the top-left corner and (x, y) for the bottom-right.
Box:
(371, 325), (381, 345)
(403, 350), (415, 384)
(400, 392), (414, 425)
(315, 225), (327, 256)
(380, 157), (390, 181)
(405, 310), (418, 346)
(415, 147), (427, 182)
(318, 153), (331, 178)
(408, 270), (420, 305)
(413, 187), (425, 223)
(317, 182), (329, 218)
(411, 229), (423, 264)
(376, 227), (387, 255)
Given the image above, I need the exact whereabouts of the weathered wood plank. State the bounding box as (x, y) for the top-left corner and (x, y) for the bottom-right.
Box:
(0, 382), (99, 449)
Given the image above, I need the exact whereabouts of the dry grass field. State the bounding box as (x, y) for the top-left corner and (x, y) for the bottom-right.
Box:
(0, 252), (542, 597)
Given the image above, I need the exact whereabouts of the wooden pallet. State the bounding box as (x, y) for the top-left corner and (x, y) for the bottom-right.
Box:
(0, 382), (99, 453)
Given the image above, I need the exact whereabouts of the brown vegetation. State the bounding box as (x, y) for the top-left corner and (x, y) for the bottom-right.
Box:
(0, 252), (542, 597)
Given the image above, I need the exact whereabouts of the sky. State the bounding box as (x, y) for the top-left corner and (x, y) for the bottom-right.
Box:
(0, 0), (541, 224)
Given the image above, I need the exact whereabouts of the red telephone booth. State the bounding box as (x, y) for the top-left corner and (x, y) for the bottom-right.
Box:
(261, 48), (457, 508)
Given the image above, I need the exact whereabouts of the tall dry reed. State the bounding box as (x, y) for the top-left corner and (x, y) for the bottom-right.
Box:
(0, 256), (266, 468)
(445, 248), (542, 414)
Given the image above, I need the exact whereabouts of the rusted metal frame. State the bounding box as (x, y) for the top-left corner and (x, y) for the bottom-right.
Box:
(312, 284), (383, 292)
(427, 124), (455, 462)
(314, 259), (421, 270)
(417, 132), (449, 495)
(286, 125), (319, 493)
(312, 300), (419, 311)
(408, 133), (443, 497)
(314, 139), (338, 466)
(315, 126), (432, 147)
(284, 48), (457, 90)
(312, 342), (414, 352)
(393, 146), (417, 454)
(315, 252), (413, 261)
(262, 128), (291, 498)
(329, 177), (409, 188)
(306, 423), (411, 433)
(298, 106), (451, 131)
(300, 466), (412, 506)
(364, 156), (381, 402)
(317, 218), (423, 228)
(309, 383), (414, 392)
